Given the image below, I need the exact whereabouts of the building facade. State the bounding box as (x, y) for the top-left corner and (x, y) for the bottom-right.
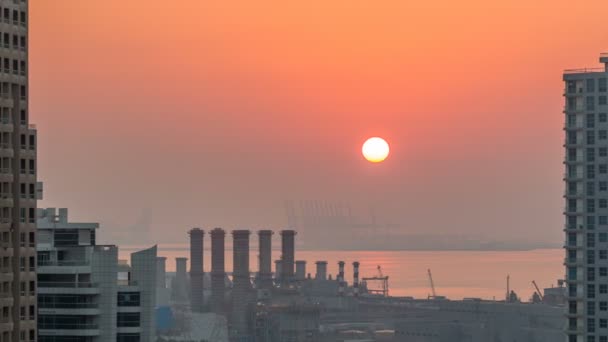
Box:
(0, 0), (35, 341)
(37, 208), (156, 342)
(564, 54), (608, 342)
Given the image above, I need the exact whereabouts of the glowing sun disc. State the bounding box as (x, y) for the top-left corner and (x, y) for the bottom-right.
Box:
(362, 137), (389, 163)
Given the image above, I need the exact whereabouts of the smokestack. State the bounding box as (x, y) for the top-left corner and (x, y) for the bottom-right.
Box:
(211, 228), (226, 313)
(295, 260), (306, 281)
(189, 228), (205, 312)
(280, 230), (296, 285)
(172, 257), (188, 302)
(353, 261), (360, 297)
(338, 261), (345, 296)
(156, 257), (167, 288)
(315, 261), (327, 280)
(232, 230), (251, 336)
(258, 230), (273, 289)
(275, 260), (282, 281)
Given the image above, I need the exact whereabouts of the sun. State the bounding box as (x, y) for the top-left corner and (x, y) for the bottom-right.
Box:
(362, 137), (390, 163)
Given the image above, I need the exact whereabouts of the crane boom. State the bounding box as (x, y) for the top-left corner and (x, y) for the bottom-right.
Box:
(428, 269), (437, 298)
(532, 280), (544, 301)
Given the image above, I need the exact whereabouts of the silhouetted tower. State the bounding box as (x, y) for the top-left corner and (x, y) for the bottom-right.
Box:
(172, 257), (189, 302)
(315, 261), (327, 280)
(258, 230), (273, 289)
(189, 228), (205, 312)
(353, 261), (360, 296)
(295, 260), (306, 281)
(280, 230), (296, 285)
(210, 228), (226, 313)
(232, 230), (251, 337)
(338, 261), (345, 295)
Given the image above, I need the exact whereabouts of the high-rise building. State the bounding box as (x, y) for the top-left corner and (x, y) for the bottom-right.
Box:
(36, 208), (156, 342)
(564, 54), (608, 342)
(0, 1), (35, 340)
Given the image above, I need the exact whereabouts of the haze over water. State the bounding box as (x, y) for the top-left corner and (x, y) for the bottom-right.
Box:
(119, 246), (562, 300)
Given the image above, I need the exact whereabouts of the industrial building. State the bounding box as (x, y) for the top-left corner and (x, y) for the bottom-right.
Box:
(152, 227), (567, 342)
(563, 54), (608, 342)
(36, 208), (157, 342)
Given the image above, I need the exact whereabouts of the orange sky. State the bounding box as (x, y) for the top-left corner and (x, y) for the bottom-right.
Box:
(30, 0), (608, 246)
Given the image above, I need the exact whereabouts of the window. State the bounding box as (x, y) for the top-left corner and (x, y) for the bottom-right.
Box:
(600, 232), (608, 242)
(601, 130), (608, 140)
(589, 267), (596, 281)
(600, 217), (608, 225)
(117, 292), (140, 307)
(601, 96), (607, 105)
(117, 312), (140, 327)
(600, 284), (607, 294)
(589, 131), (596, 145)
(600, 199), (607, 208)
(602, 148), (608, 157)
(601, 78), (608, 92)
(588, 199), (596, 213)
(601, 165), (608, 174)
(601, 267), (608, 276)
(589, 79), (596, 92)
(601, 182), (607, 191)
(601, 319), (607, 328)
(589, 250), (596, 264)
(590, 284), (597, 298)
(601, 113), (607, 122)
(589, 148), (597, 162)
(589, 165), (596, 179)
(601, 301), (608, 311)
(590, 114), (597, 128)
(600, 250), (606, 259)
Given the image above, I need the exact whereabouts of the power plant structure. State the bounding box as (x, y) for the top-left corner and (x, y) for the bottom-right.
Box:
(189, 228), (205, 312)
(280, 230), (296, 286)
(231, 229), (251, 338)
(211, 227), (226, 313)
(157, 226), (565, 342)
(257, 230), (273, 289)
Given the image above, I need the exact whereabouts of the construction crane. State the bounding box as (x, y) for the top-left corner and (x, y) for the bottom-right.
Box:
(361, 265), (389, 297)
(427, 269), (438, 299)
(532, 280), (544, 301)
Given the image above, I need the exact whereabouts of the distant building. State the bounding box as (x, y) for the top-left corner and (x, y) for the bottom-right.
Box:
(564, 54), (608, 342)
(37, 208), (157, 342)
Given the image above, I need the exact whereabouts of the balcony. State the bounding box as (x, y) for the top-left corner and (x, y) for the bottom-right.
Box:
(37, 282), (99, 295)
(564, 67), (606, 74)
(564, 172), (584, 181)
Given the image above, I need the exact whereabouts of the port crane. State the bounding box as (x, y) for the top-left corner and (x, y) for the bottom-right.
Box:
(361, 265), (389, 297)
(532, 280), (544, 301)
(427, 269), (438, 299)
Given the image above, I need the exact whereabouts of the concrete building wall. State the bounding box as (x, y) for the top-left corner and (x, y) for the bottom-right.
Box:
(131, 246), (158, 342)
(91, 245), (119, 341)
(563, 55), (608, 342)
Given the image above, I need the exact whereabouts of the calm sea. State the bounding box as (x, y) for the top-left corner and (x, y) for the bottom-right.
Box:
(118, 246), (563, 301)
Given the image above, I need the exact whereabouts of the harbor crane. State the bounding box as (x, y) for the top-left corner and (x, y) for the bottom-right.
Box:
(362, 265), (389, 297)
(428, 269), (438, 299)
(532, 280), (544, 301)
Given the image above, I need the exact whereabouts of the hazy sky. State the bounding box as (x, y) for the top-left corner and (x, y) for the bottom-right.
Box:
(30, 0), (608, 246)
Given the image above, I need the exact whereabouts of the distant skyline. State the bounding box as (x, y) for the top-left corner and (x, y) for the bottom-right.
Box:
(30, 0), (608, 247)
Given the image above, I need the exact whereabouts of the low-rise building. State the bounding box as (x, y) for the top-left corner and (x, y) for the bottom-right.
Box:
(36, 208), (157, 342)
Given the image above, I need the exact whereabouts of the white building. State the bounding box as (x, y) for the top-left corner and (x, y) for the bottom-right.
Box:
(36, 208), (157, 342)
(564, 54), (608, 342)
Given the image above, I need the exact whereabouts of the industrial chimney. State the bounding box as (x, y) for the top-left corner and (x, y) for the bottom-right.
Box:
(280, 230), (296, 285)
(353, 261), (360, 296)
(338, 261), (345, 295)
(315, 261), (327, 280)
(210, 228), (226, 313)
(232, 230), (251, 336)
(295, 260), (306, 281)
(258, 230), (273, 289)
(189, 228), (205, 312)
